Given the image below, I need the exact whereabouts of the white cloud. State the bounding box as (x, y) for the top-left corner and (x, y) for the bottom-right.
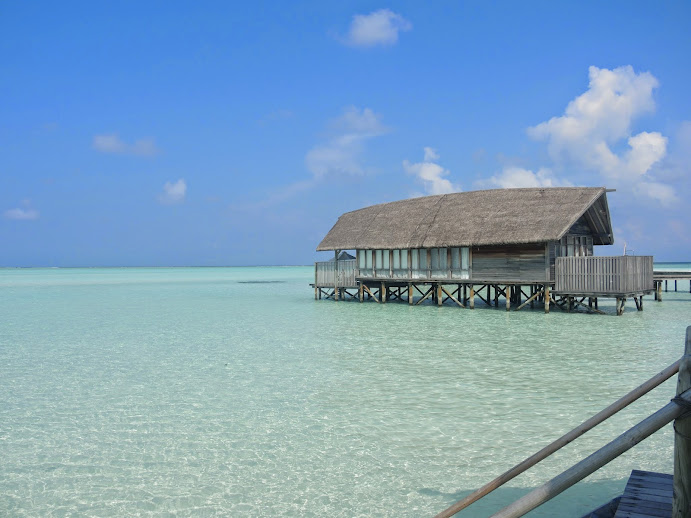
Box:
(4, 200), (39, 220)
(4, 207), (39, 220)
(403, 148), (459, 195)
(305, 106), (388, 178)
(342, 9), (412, 48)
(634, 181), (677, 204)
(93, 134), (159, 156)
(488, 167), (565, 189)
(159, 179), (186, 204)
(527, 65), (673, 203)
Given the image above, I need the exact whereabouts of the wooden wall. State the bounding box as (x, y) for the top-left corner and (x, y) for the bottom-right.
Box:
(472, 244), (547, 282)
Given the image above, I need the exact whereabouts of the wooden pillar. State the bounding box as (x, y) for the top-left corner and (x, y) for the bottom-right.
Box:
(437, 283), (443, 306)
(545, 284), (550, 313)
(594, 298), (598, 310)
(588, 297), (593, 308)
(469, 286), (475, 309)
(463, 284), (467, 305)
(506, 285), (511, 311)
(494, 285), (499, 307)
(408, 283), (413, 305)
(381, 282), (386, 304)
(314, 286), (318, 300)
(530, 285), (535, 309)
(675, 280), (678, 292)
(658, 281), (663, 302)
(666, 280), (668, 292)
(673, 326), (691, 517)
(359, 284), (363, 303)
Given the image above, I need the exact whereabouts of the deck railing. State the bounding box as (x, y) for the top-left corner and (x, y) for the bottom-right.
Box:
(314, 260), (357, 287)
(555, 256), (653, 294)
(435, 326), (691, 518)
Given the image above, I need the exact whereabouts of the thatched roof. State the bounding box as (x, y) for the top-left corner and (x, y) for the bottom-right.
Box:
(317, 187), (613, 251)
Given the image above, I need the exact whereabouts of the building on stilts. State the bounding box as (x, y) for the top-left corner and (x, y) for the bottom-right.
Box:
(311, 187), (654, 315)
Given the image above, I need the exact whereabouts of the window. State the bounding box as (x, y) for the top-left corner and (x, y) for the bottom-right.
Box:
(365, 250), (373, 269)
(358, 250), (366, 269)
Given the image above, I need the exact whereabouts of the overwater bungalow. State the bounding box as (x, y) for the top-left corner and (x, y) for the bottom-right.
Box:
(312, 187), (654, 315)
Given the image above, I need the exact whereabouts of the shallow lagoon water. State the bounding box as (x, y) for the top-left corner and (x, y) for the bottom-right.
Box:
(0, 266), (689, 517)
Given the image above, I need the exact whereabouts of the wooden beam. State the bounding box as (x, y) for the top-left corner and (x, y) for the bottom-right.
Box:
(408, 283), (413, 305)
(415, 286), (434, 305)
(441, 286), (465, 308)
(545, 284), (550, 313)
(361, 284), (379, 303)
(506, 285), (511, 311)
(516, 289), (544, 311)
(469, 286), (475, 309)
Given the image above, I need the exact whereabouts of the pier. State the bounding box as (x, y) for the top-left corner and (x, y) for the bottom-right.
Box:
(312, 255), (656, 315)
(311, 188), (664, 315)
(653, 270), (691, 301)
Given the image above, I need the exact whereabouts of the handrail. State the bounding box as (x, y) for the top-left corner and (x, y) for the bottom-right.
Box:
(490, 388), (691, 517)
(434, 359), (681, 518)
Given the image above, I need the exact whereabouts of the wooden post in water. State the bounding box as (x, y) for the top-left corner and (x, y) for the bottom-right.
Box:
(381, 282), (386, 304)
(437, 283), (443, 306)
(506, 285), (511, 311)
(408, 283), (413, 305)
(673, 326), (691, 518)
(358, 283), (363, 302)
(470, 286), (475, 309)
(544, 284), (550, 313)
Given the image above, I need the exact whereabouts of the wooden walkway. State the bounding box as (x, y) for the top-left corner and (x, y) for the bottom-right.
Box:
(613, 470), (673, 518)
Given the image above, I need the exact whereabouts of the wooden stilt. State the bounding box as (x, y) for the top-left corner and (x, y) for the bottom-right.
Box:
(545, 284), (550, 313)
(408, 283), (413, 305)
(437, 283), (443, 306)
(494, 285), (499, 307)
(506, 285), (511, 311)
(381, 282), (386, 304)
(594, 298), (598, 309)
(470, 286), (475, 309)
(362, 284), (379, 303)
(359, 284), (363, 302)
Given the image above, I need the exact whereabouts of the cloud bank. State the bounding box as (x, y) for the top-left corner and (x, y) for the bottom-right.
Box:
(159, 179), (187, 204)
(527, 65), (674, 202)
(305, 106), (388, 178)
(342, 9), (412, 48)
(403, 147), (459, 195)
(93, 134), (159, 156)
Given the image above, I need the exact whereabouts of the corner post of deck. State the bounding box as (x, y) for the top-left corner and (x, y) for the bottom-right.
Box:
(334, 249), (340, 301)
(469, 285), (475, 309)
(408, 283), (413, 305)
(314, 286), (318, 300)
(673, 326), (691, 517)
(544, 284), (550, 313)
(437, 283), (443, 306)
(358, 283), (363, 303)
(381, 282), (386, 304)
(506, 285), (511, 311)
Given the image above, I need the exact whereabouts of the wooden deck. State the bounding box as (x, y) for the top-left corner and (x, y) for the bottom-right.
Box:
(613, 470), (673, 518)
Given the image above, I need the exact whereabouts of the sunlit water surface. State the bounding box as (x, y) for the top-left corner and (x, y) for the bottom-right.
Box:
(1, 266), (690, 517)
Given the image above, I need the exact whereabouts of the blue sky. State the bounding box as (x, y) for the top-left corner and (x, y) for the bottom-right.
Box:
(1, 1), (690, 266)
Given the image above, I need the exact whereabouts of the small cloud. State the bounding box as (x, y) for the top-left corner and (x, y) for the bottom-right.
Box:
(4, 200), (39, 220)
(305, 106), (388, 178)
(159, 179), (186, 204)
(487, 167), (566, 189)
(341, 9), (412, 48)
(93, 134), (159, 156)
(403, 148), (459, 195)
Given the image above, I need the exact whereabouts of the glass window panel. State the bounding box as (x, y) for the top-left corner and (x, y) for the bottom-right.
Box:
(461, 247), (469, 270)
(419, 249), (428, 269)
(358, 250), (365, 268)
(375, 250), (382, 268)
(366, 250), (373, 269)
(393, 249), (400, 269)
(401, 250), (408, 269)
(411, 249), (419, 270)
(383, 250), (390, 269)
(430, 248), (439, 269)
(438, 248), (448, 269)
(451, 248), (460, 269)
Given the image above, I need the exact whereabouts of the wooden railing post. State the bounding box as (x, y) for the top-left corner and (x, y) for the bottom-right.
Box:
(673, 326), (691, 517)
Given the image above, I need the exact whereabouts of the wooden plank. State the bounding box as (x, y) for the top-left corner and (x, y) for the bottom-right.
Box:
(614, 471), (673, 518)
(441, 286), (465, 308)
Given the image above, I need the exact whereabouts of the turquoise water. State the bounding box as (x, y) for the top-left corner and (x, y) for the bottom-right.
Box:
(1, 266), (689, 517)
